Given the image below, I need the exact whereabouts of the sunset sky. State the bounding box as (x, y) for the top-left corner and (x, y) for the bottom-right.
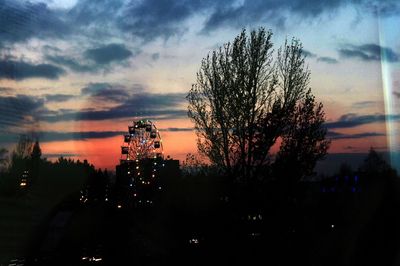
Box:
(0, 0), (399, 172)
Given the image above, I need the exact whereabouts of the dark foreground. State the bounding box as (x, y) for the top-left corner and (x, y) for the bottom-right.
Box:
(2, 173), (400, 266)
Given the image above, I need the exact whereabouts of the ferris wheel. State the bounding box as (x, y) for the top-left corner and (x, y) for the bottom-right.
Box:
(121, 119), (164, 162)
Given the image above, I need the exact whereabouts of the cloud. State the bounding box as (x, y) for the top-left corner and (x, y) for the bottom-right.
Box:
(317, 56), (338, 64)
(327, 131), (385, 139)
(2, 0), (400, 47)
(40, 92), (187, 122)
(0, 94), (45, 128)
(117, 0), (219, 41)
(67, 0), (125, 28)
(0, 130), (125, 144)
(46, 45), (135, 74)
(45, 55), (95, 73)
(0, 127), (193, 144)
(338, 43), (399, 62)
(326, 113), (400, 129)
(352, 101), (381, 109)
(151, 53), (160, 61)
(303, 49), (317, 58)
(81, 83), (129, 102)
(44, 94), (75, 102)
(0, 0), (70, 44)
(84, 43), (133, 65)
(0, 59), (65, 80)
(37, 130), (125, 142)
(202, 0), (400, 33)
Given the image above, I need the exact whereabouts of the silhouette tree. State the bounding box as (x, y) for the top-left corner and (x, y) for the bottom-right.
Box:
(273, 90), (330, 187)
(187, 28), (329, 182)
(30, 140), (42, 181)
(359, 147), (396, 178)
(0, 148), (8, 171)
(31, 140), (42, 161)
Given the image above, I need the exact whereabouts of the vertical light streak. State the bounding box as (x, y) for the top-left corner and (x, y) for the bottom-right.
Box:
(378, 12), (400, 172)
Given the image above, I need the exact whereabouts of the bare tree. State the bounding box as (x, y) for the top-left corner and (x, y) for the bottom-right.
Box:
(14, 134), (33, 159)
(187, 28), (329, 182)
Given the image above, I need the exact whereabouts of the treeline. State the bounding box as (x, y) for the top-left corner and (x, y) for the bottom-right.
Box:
(0, 136), (110, 203)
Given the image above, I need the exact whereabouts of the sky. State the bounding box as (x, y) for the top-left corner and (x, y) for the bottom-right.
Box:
(0, 0), (399, 172)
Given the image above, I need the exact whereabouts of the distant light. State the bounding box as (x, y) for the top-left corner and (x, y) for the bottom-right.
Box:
(117, 204), (122, 209)
(158, 186), (162, 190)
(189, 238), (199, 244)
(331, 224), (335, 228)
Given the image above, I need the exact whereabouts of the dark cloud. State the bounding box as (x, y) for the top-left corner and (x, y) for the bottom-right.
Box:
(0, 130), (125, 144)
(44, 94), (75, 102)
(0, 59), (65, 80)
(317, 56), (338, 64)
(0, 94), (45, 128)
(67, 0), (125, 28)
(303, 49), (317, 58)
(117, 0), (219, 41)
(338, 43), (399, 62)
(0, 128), (194, 143)
(202, 0), (400, 33)
(327, 131), (385, 139)
(45, 55), (94, 73)
(40, 92), (187, 122)
(85, 44), (133, 65)
(45, 45), (135, 74)
(0, 0), (70, 44)
(37, 131), (125, 142)
(151, 53), (160, 61)
(352, 101), (380, 109)
(81, 83), (129, 102)
(326, 113), (400, 129)
(2, 0), (400, 47)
